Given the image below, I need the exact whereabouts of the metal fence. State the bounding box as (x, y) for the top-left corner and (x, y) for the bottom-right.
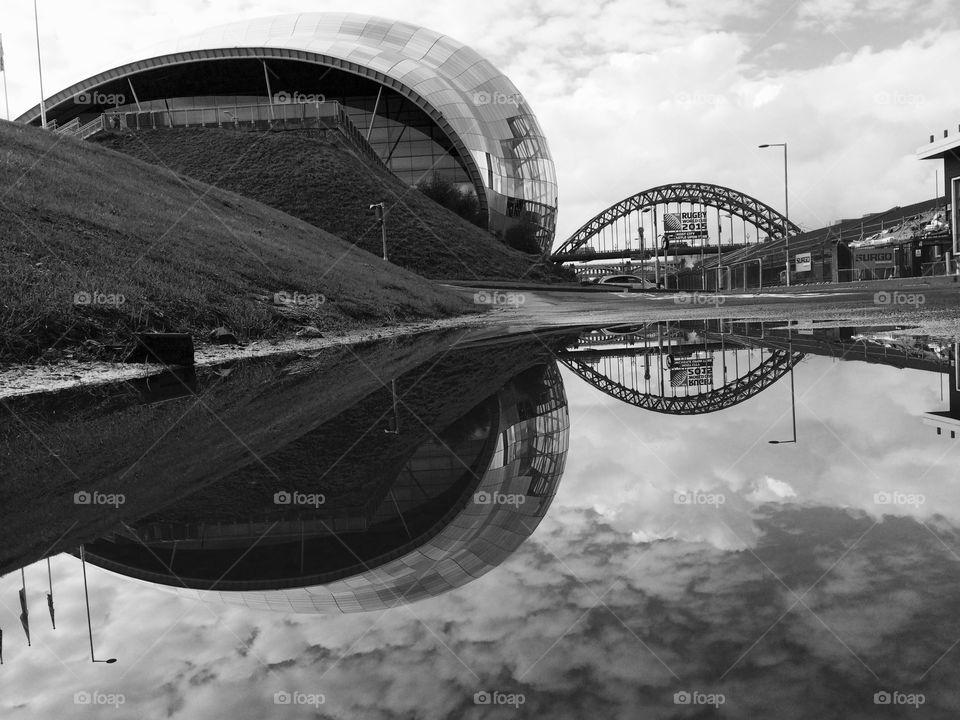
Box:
(98, 100), (389, 171)
(103, 100), (341, 132)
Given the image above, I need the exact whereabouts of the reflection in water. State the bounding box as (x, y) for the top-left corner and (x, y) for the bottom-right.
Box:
(4, 321), (960, 717)
(0, 330), (574, 615)
(79, 363), (569, 612)
(562, 322), (803, 414)
(561, 320), (955, 418)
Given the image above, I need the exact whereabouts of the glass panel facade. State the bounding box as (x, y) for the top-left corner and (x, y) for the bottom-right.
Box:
(96, 361), (568, 614)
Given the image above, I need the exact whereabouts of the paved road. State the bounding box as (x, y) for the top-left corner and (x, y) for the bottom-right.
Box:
(451, 277), (960, 338)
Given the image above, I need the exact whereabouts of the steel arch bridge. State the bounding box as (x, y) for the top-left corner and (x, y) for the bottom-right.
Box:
(560, 325), (804, 414)
(551, 181), (801, 260)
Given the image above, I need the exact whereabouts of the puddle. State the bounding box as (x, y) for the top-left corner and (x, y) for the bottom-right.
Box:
(1, 318), (958, 716)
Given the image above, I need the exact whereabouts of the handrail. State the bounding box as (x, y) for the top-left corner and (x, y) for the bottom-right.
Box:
(53, 118), (80, 135)
(104, 100), (339, 131)
(99, 100), (389, 170)
(78, 116), (105, 139)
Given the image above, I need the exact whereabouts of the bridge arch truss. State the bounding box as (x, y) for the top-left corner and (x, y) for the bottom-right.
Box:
(561, 344), (803, 415)
(552, 181), (801, 260)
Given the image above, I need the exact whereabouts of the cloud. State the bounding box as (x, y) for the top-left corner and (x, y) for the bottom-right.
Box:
(795, 0), (953, 32)
(1, 0), (956, 245)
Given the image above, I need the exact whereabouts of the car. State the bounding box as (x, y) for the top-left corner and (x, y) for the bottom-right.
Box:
(597, 274), (659, 290)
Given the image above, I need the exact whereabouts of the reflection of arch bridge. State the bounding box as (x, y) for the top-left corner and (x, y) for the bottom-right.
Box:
(561, 323), (803, 414)
(551, 182), (801, 264)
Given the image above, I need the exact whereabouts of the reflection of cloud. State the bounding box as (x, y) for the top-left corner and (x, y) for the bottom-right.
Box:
(746, 476), (798, 503)
(558, 357), (958, 554)
(5, 501), (960, 716)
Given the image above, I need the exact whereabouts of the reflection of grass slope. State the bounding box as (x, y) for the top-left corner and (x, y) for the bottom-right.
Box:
(91, 128), (562, 281)
(0, 333), (451, 576)
(0, 121), (468, 362)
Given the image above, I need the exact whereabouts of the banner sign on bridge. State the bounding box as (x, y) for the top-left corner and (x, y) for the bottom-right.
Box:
(663, 211), (708, 243)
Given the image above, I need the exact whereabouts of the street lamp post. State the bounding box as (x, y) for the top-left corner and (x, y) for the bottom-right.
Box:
(80, 546), (117, 664)
(639, 224), (646, 284)
(369, 203), (388, 261)
(759, 143), (790, 286)
(642, 207), (660, 287)
(720, 212), (736, 290)
(768, 329), (797, 444)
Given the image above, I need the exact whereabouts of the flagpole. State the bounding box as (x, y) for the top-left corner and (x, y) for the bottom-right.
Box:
(34, 0), (47, 129)
(47, 557), (55, 630)
(19, 569), (30, 647)
(1, 34), (10, 121)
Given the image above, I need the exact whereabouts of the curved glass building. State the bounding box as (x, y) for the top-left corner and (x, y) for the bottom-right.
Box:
(16, 13), (558, 251)
(77, 362), (569, 613)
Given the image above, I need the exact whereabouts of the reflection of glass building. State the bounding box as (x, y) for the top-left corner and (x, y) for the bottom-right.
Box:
(16, 13), (558, 251)
(78, 363), (569, 612)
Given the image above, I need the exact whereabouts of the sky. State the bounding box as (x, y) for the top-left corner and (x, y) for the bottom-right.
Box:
(2, 339), (960, 717)
(1, 0), (958, 244)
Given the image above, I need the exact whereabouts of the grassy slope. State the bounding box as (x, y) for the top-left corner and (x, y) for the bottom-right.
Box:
(91, 127), (561, 281)
(0, 120), (470, 363)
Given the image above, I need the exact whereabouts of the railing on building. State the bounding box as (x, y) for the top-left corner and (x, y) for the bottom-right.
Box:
(52, 118), (80, 135)
(921, 258), (958, 276)
(96, 100), (388, 171)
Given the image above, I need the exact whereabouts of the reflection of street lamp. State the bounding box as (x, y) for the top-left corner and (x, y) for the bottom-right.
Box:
(759, 142), (790, 286)
(383, 379), (400, 435)
(80, 546), (117, 664)
(768, 331), (797, 444)
(641, 207), (660, 287)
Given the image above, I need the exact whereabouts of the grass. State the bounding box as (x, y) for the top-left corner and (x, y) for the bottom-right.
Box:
(0, 120), (473, 363)
(90, 127), (565, 282)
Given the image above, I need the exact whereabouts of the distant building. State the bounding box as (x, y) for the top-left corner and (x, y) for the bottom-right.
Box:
(923, 343), (960, 439)
(917, 123), (960, 259)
